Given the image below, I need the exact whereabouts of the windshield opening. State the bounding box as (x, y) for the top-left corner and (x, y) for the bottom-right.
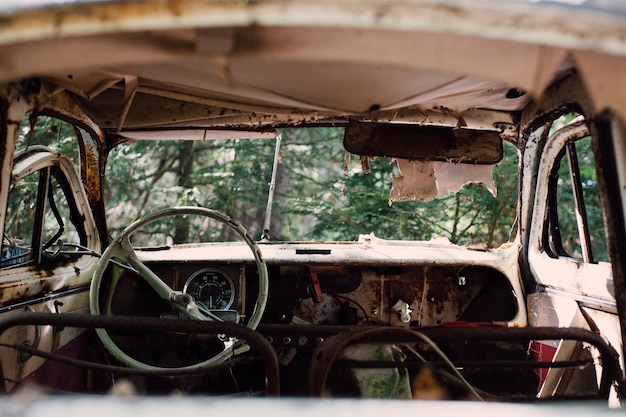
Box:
(105, 128), (519, 248)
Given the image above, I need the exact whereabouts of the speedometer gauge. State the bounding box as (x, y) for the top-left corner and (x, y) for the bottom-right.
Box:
(183, 267), (236, 310)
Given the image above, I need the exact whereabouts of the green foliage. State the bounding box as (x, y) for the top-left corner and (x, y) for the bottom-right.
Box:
(278, 131), (519, 247)
(4, 113), (81, 254)
(4, 111), (524, 249)
(4, 114), (85, 265)
(105, 127), (519, 248)
(545, 112), (609, 262)
(555, 136), (609, 262)
(105, 138), (276, 241)
(8, 111), (610, 258)
(16, 112), (80, 169)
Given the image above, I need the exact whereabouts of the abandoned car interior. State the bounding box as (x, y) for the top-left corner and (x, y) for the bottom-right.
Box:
(0, 0), (625, 413)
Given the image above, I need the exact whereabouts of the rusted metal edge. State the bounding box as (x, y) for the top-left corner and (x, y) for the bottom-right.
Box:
(0, 312), (280, 396)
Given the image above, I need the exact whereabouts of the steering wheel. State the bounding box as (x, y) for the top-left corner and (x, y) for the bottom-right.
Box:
(89, 206), (269, 371)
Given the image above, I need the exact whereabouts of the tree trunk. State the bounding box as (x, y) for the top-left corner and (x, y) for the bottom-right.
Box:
(173, 141), (195, 243)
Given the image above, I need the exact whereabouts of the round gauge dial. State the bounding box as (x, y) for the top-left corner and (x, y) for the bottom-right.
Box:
(183, 268), (236, 310)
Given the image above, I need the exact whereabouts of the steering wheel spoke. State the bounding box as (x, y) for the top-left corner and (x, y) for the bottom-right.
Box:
(125, 254), (176, 301)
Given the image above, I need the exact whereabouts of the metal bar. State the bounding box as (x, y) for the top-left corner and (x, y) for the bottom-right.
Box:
(32, 167), (50, 264)
(5, 343), (258, 377)
(566, 141), (594, 263)
(0, 284), (89, 315)
(0, 312), (280, 396)
(591, 111), (626, 372)
(261, 134), (281, 241)
(305, 325), (624, 398)
(335, 358), (594, 370)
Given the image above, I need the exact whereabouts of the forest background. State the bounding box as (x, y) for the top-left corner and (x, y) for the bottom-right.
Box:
(16, 113), (609, 260)
(102, 127), (520, 249)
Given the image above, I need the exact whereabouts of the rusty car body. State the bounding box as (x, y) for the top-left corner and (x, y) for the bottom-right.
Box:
(0, 0), (624, 413)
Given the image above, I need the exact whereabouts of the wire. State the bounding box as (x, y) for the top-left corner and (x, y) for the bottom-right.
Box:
(59, 242), (137, 272)
(318, 327), (484, 401)
(405, 329), (484, 401)
(403, 343), (427, 363)
(334, 294), (372, 325)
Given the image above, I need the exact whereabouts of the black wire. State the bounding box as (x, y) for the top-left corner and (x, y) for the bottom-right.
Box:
(334, 294), (372, 325)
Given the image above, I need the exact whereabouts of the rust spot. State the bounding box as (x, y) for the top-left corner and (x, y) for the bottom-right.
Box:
(506, 88), (526, 99)
(40, 282), (52, 294)
(316, 266), (361, 293)
(166, 0), (186, 17)
(388, 268), (422, 300)
(41, 268), (55, 278)
(362, 277), (381, 295)
(425, 271), (455, 303)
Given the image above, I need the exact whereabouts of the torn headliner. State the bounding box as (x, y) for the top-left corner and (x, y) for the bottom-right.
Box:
(29, 24), (545, 134)
(0, 0), (624, 134)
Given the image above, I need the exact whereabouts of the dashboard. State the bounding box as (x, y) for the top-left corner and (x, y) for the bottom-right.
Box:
(112, 241), (520, 328)
(102, 240), (524, 397)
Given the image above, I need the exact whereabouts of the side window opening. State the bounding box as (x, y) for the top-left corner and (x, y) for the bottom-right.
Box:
(544, 116), (609, 263)
(2, 165), (86, 268)
(1, 114), (87, 269)
(16, 112), (81, 172)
